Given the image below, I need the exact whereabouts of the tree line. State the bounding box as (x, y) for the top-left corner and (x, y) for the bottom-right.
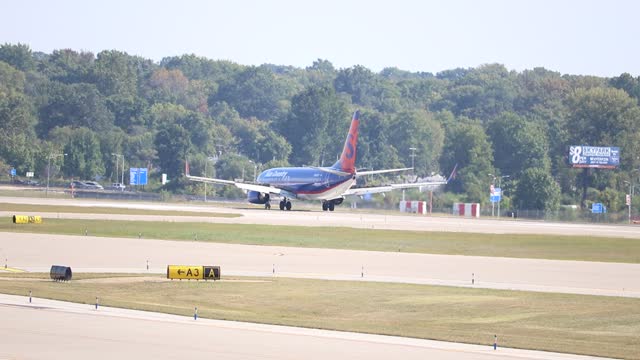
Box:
(1, 43), (640, 212)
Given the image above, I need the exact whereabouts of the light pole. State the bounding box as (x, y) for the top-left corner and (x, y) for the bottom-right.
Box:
(488, 174), (510, 218)
(46, 153), (66, 197)
(204, 156), (217, 202)
(112, 153), (124, 184)
(249, 160), (257, 182)
(409, 147), (417, 175)
(625, 180), (634, 224)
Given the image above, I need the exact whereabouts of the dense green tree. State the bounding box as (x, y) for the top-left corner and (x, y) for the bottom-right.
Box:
(61, 127), (104, 180)
(281, 85), (349, 166)
(0, 43), (35, 72)
(154, 123), (192, 179)
(41, 49), (94, 84)
(37, 82), (114, 136)
(440, 118), (494, 202)
(514, 167), (561, 211)
(334, 65), (381, 107)
(214, 65), (293, 121)
(487, 112), (551, 176)
(92, 50), (138, 97)
(610, 73), (640, 102)
(387, 109), (444, 176)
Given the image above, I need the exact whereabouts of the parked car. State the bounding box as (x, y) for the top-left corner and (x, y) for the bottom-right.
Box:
(83, 181), (104, 190)
(110, 183), (126, 191)
(69, 180), (89, 189)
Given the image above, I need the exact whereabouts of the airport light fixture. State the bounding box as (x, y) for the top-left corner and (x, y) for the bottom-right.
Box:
(204, 156), (217, 202)
(112, 153), (124, 184)
(409, 147), (417, 175)
(625, 180), (634, 224)
(46, 153), (67, 197)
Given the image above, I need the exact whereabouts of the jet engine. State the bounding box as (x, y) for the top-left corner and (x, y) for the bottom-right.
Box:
(247, 191), (270, 204)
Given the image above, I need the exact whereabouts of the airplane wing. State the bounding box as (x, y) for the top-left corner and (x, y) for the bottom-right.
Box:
(356, 167), (413, 176)
(343, 180), (447, 197)
(186, 175), (282, 195)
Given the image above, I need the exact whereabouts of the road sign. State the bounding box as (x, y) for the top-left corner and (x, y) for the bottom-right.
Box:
(167, 265), (204, 280)
(10, 168), (16, 176)
(203, 266), (221, 280)
(627, 194), (631, 206)
(26, 171), (34, 178)
(490, 195), (501, 203)
(591, 203), (604, 214)
(129, 168), (148, 185)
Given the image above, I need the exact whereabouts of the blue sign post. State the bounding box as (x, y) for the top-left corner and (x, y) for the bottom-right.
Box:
(10, 168), (16, 177)
(591, 203), (604, 214)
(129, 168), (148, 186)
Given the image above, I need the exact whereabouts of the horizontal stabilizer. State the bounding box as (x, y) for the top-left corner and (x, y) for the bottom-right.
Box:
(356, 167), (413, 176)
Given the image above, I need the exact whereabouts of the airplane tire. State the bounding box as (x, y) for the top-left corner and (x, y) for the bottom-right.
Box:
(285, 201), (292, 211)
(329, 202), (335, 211)
(322, 202), (328, 211)
(279, 201), (285, 211)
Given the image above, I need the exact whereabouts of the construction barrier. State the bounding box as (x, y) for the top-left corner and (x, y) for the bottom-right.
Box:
(452, 203), (480, 218)
(12, 215), (42, 224)
(50, 265), (72, 281)
(167, 265), (221, 281)
(399, 201), (428, 215)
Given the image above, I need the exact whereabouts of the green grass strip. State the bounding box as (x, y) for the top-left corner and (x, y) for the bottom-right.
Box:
(1, 273), (638, 359)
(1, 218), (639, 263)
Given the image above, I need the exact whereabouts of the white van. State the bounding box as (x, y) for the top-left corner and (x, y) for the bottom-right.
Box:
(110, 183), (126, 191)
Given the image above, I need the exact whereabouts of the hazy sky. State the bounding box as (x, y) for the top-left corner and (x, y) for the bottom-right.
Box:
(2, 0), (639, 77)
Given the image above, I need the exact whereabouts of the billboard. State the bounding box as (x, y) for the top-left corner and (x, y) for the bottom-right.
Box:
(569, 146), (620, 169)
(129, 167), (148, 185)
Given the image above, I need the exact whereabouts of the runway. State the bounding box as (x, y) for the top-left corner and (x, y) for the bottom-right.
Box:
(2, 196), (640, 238)
(0, 294), (606, 360)
(3, 232), (639, 297)
(1, 196), (637, 359)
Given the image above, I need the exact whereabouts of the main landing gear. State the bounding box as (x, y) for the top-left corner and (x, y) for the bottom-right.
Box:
(322, 200), (335, 212)
(279, 199), (292, 211)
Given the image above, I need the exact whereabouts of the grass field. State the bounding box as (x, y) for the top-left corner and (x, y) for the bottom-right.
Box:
(1, 272), (638, 359)
(0, 202), (240, 218)
(1, 217), (639, 263)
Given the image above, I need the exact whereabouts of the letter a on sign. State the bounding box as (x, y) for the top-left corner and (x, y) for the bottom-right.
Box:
(187, 269), (193, 276)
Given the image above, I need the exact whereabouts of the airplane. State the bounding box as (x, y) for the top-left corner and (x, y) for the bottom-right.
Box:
(187, 110), (451, 211)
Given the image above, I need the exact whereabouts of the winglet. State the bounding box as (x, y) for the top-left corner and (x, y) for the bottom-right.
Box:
(330, 110), (360, 174)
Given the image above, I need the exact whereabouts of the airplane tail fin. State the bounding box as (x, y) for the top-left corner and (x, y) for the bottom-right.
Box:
(330, 110), (360, 174)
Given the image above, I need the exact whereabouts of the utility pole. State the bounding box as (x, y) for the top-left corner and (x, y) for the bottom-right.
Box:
(409, 147), (417, 175)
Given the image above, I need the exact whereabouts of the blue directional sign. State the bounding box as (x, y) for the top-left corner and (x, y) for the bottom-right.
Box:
(591, 203), (603, 214)
(129, 168), (148, 185)
(10, 168), (16, 176)
(490, 187), (502, 203)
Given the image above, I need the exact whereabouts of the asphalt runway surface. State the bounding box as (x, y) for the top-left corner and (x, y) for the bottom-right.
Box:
(1, 195), (637, 359)
(2, 232), (639, 298)
(3, 195), (640, 238)
(0, 294), (606, 360)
